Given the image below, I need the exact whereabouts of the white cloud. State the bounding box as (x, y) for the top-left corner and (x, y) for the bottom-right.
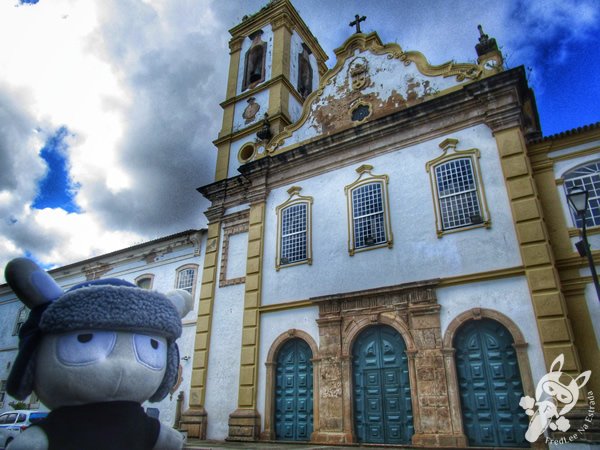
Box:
(0, 0), (598, 284)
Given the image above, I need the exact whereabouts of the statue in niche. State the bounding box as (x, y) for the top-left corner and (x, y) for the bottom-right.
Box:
(242, 97), (260, 124)
(348, 57), (370, 91)
(242, 30), (267, 91)
(297, 44), (313, 98)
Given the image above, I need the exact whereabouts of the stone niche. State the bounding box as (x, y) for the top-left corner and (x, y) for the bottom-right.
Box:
(310, 279), (467, 447)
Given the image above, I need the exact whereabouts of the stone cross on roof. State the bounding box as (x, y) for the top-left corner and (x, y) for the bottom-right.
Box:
(349, 14), (366, 34)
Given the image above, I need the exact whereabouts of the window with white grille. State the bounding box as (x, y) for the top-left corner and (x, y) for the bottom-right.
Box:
(351, 182), (386, 248)
(435, 158), (482, 230)
(176, 268), (196, 293)
(280, 203), (308, 265)
(276, 187), (313, 270)
(345, 165), (392, 255)
(564, 161), (600, 228)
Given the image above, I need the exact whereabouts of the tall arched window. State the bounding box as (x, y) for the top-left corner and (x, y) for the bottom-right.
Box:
(242, 30), (267, 92)
(426, 138), (490, 237)
(563, 161), (600, 228)
(276, 186), (313, 270)
(345, 164), (393, 255)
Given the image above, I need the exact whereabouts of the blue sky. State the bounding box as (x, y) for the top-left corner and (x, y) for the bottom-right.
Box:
(0, 0), (599, 281)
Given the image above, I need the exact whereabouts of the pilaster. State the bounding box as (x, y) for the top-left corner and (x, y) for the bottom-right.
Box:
(227, 201), (266, 441)
(494, 127), (583, 374)
(180, 220), (221, 439)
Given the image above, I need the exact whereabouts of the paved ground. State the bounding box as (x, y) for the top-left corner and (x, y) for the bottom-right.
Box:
(185, 441), (362, 449)
(184, 440), (401, 449)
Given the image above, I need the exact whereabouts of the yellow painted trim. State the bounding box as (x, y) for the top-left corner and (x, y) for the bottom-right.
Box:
(259, 299), (313, 313)
(236, 202), (266, 409)
(275, 186), (313, 271)
(495, 127), (583, 374)
(549, 145), (600, 163)
(425, 138), (491, 237)
(344, 165), (393, 256)
(568, 226), (600, 238)
(439, 266), (525, 287)
(189, 222), (221, 408)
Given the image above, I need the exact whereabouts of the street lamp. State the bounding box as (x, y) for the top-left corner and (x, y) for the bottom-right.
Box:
(567, 187), (600, 301)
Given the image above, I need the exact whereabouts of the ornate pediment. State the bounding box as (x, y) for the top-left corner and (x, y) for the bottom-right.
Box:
(262, 32), (500, 157)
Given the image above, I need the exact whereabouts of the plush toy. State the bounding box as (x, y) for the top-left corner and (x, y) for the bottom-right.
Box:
(4, 258), (191, 450)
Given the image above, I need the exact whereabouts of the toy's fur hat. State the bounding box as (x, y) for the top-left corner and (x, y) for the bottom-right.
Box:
(5, 258), (186, 402)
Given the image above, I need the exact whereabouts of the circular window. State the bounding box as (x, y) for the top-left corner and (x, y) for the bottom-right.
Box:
(238, 144), (255, 163)
(351, 103), (371, 122)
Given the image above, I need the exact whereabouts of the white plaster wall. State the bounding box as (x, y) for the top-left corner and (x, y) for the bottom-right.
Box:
(233, 88), (269, 133)
(226, 232), (249, 280)
(204, 283), (244, 439)
(262, 124), (522, 305)
(289, 95), (303, 123)
(236, 25), (273, 96)
(437, 276), (547, 385)
(256, 306), (320, 430)
(224, 205), (250, 216)
(228, 137), (259, 179)
(204, 225), (245, 439)
(583, 284), (600, 344)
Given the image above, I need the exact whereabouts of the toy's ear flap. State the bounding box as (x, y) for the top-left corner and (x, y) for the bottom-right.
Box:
(165, 289), (193, 319)
(4, 258), (63, 308)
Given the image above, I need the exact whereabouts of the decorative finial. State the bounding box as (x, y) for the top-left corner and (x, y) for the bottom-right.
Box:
(349, 14), (366, 34)
(475, 24), (498, 57)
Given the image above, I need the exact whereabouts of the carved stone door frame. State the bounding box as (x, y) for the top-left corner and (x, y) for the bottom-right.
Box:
(310, 280), (467, 447)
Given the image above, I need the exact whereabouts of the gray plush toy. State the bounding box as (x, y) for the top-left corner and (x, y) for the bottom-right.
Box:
(4, 258), (191, 450)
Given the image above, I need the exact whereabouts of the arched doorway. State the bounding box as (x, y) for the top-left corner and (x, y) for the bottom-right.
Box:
(352, 325), (413, 444)
(274, 338), (313, 441)
(454, 319), (528, 447)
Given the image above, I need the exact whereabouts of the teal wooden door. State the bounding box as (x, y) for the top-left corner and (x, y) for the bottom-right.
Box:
(352, 325), (413, 444)
(454, 319), (528, 447)
(275, 338), (313, 441)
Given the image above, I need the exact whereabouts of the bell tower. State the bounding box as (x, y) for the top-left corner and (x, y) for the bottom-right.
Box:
(213, 0), (328, 182)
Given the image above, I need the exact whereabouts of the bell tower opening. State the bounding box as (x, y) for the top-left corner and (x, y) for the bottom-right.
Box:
(242, 30), (267, 91)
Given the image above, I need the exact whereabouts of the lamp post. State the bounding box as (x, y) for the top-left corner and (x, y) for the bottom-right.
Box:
(567, 187), (600, 301)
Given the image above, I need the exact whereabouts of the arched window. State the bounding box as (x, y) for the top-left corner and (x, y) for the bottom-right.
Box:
(426, 138), (490, 237)
(242, 30), (267, 92)
(297, 44), (313, 98)
(563, 161), (600, 228)
(276, 186), (313, 270)
(176, 264), (198, 295)
(345, 165), (393, 255)
(135, 274), (154, 290)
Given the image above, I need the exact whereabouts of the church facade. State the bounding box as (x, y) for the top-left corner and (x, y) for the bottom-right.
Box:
(179, 1), (599, 448)
(0, 1), (596, 447)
